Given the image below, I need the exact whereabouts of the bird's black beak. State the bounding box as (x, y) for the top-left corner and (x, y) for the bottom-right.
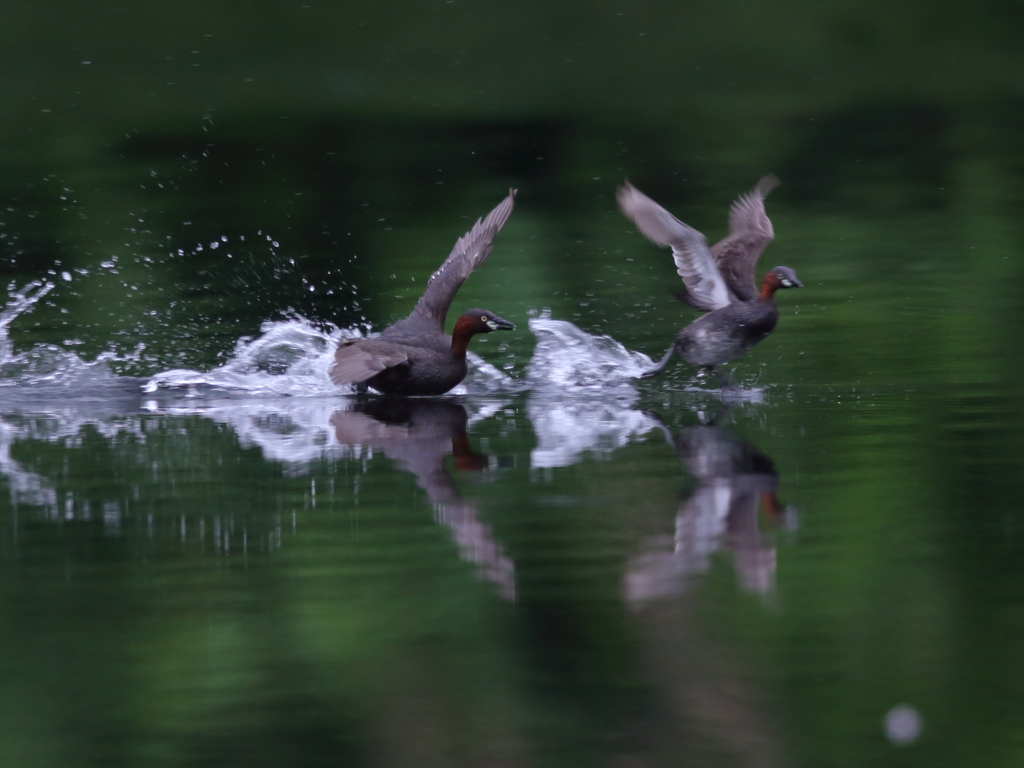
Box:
(487, 315), (515, 331)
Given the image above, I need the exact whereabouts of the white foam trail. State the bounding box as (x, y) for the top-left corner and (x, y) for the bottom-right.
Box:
(518, 312), (661, 466)
(0, 280), (125, 387)
(144, 318), (525, 397)
(144, 318), (351, 396)
(526, 311), (653, 393)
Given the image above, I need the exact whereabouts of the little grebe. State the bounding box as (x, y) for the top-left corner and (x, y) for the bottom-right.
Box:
(330, 190), (516, 396)
(617, 176), (802, 382)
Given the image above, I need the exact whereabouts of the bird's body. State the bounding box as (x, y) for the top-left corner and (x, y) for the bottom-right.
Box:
(672, 299), (781, 368)
(617, 176), (802, 381)
(333, 326), (476, 397)
(331, 190), (516, 395)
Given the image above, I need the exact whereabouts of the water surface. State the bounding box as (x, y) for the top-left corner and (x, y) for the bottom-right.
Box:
(4, 3), (1024, 766)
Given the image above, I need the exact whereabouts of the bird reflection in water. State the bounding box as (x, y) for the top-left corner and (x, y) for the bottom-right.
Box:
(330, 398), (515, 600)
(626, 411), (795, 602)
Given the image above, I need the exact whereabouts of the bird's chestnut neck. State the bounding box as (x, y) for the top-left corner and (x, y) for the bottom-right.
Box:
(758, 272), (782, 301)
(449, 315), (481, 356)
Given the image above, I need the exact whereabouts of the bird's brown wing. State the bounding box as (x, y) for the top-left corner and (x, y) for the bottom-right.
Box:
(710, 175), (779, 301)
(407, 189), (517, 331)
(329, 339), (409, 386)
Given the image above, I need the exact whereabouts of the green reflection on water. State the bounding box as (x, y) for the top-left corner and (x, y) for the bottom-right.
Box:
(0, 373), (1021, 767)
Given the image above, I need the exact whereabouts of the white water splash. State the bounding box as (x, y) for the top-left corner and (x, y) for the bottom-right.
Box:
(0, 280), (124, 388)
(463, 351), (524, 394)
(0, 280), (53, 351)
(143, 318), (350, 396)
(145, 310), (643, 399)
(526, 311), (652, 394)
(519, 312), (659, 467)
(143, 318), (525, 397)
(524, 310), (769, 399)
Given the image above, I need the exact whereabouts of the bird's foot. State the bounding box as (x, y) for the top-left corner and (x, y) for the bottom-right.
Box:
(707, 367), (733, 388)
(636, 345), (676, 379)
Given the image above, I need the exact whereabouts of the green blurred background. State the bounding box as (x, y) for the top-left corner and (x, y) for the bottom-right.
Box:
(3, 2), (1024, 768)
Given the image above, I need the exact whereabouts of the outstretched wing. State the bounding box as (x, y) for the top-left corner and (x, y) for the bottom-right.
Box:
(617, 182), (731, 312)
(710, 175), (779, 301)
(407, 189), (517, 331)
(329, 339), (408, 385)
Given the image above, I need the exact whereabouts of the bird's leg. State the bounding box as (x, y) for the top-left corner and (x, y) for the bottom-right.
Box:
(711, 366), (748, 403)
(639, 344), (676, 379)
(707, 366), (732, 387)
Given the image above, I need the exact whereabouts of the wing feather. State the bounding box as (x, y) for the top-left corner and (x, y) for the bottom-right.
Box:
(710, 175), (779, 301)
(409, 189), (517, 330)
(329, 340), (408, 385)
(617, 182), (731, 312)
